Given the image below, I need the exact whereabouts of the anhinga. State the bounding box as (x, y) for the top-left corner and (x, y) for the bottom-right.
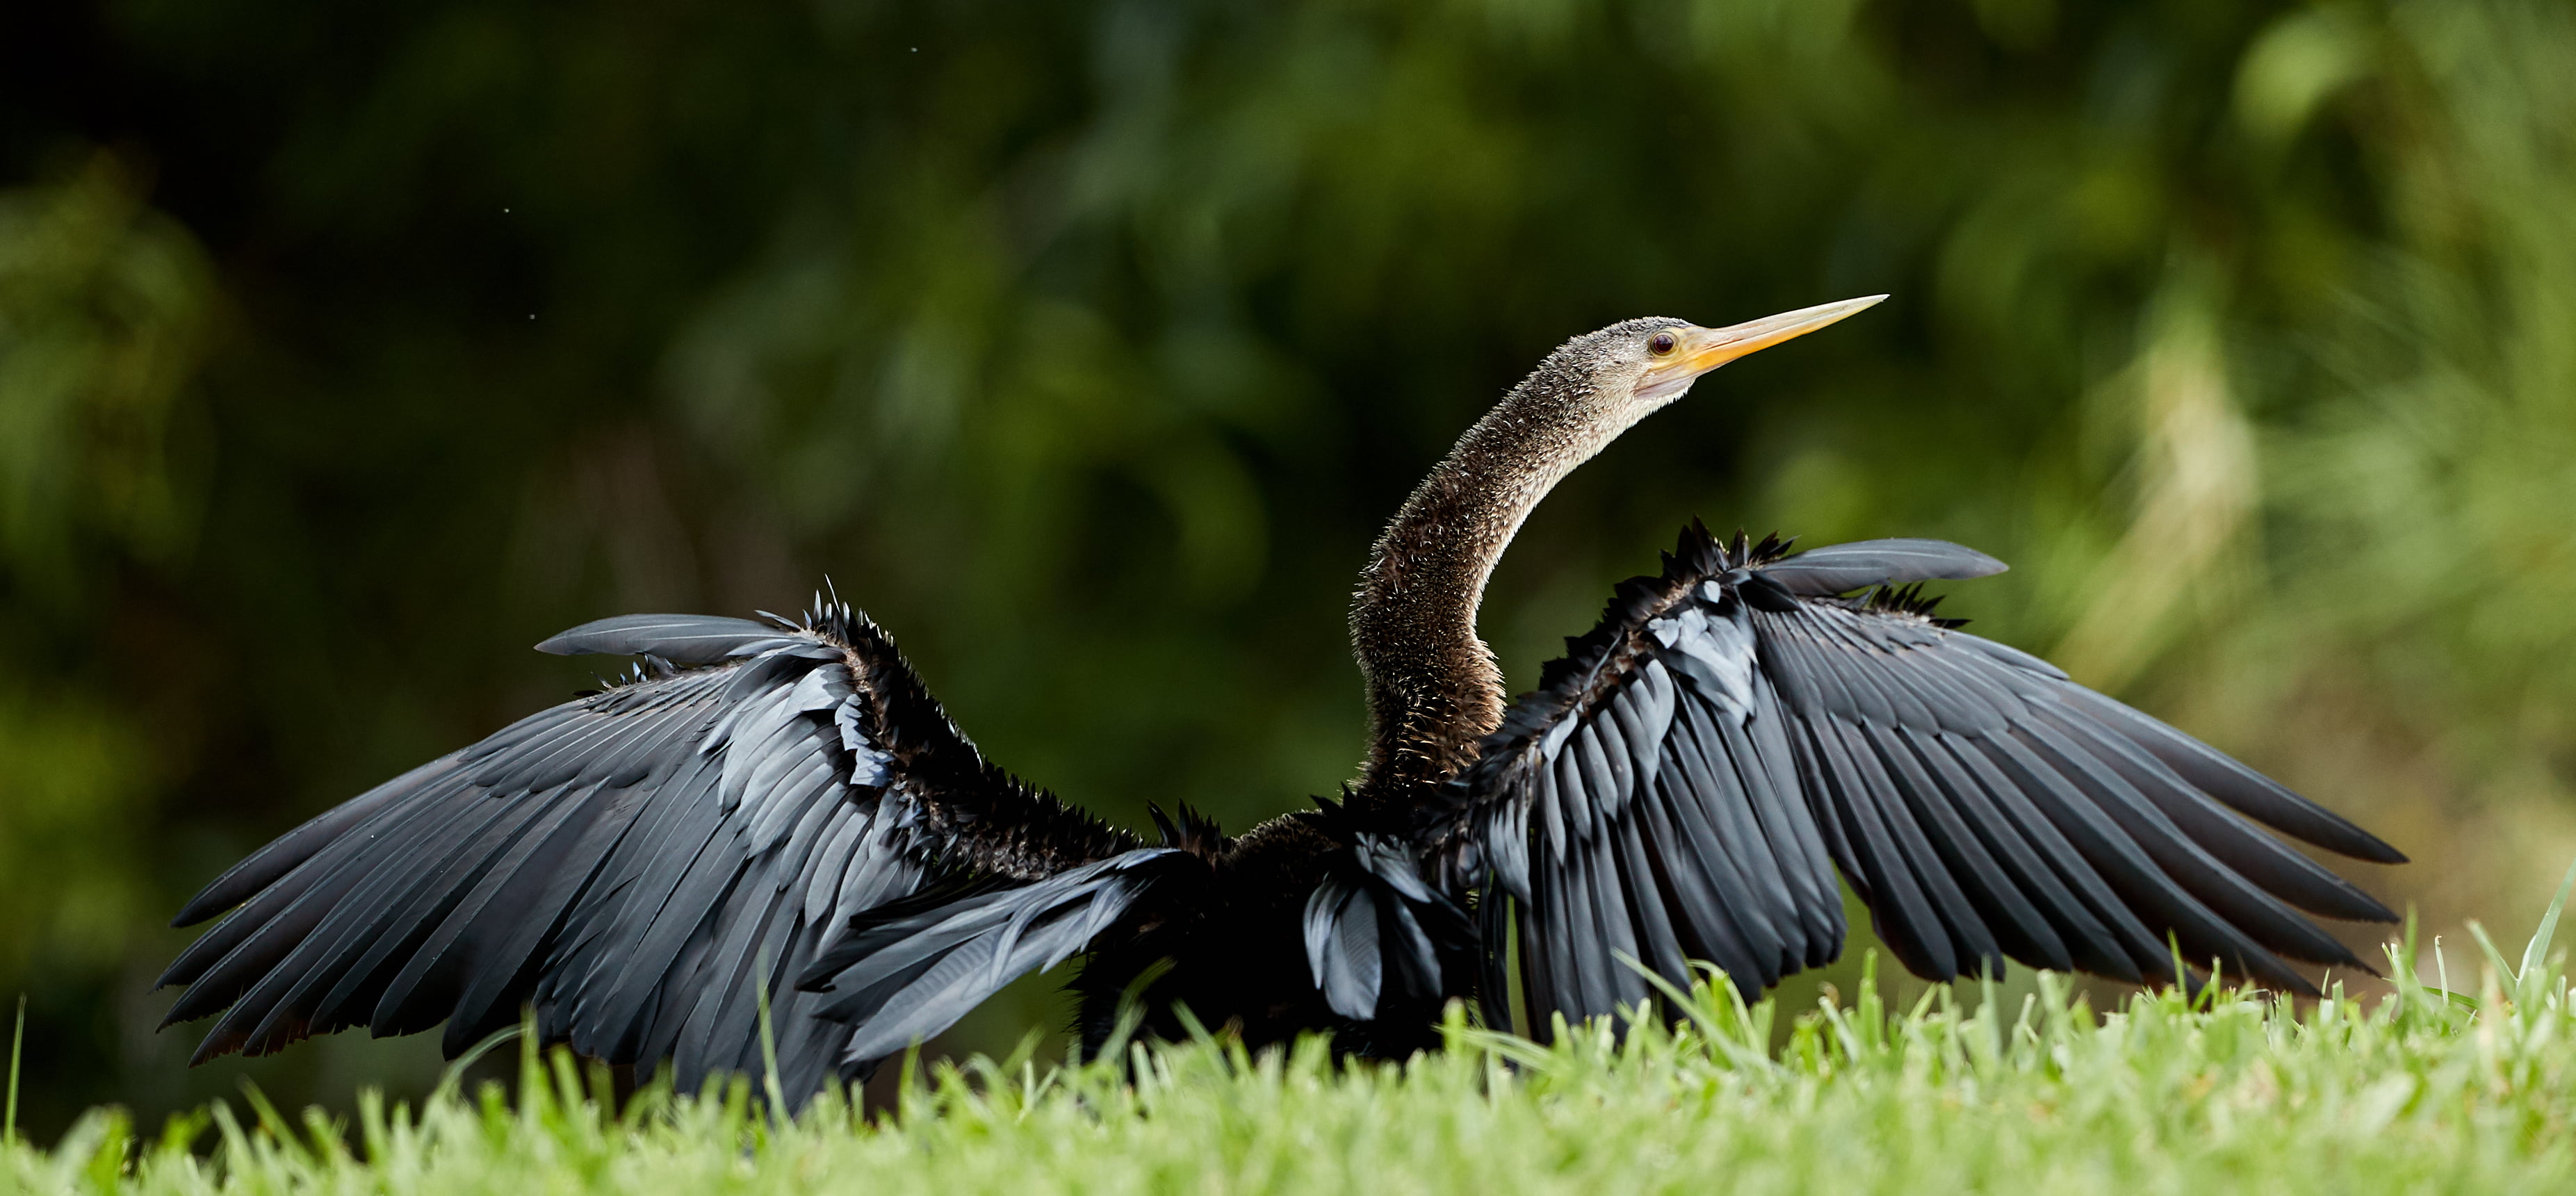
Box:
(158, 296), (2404, 1104)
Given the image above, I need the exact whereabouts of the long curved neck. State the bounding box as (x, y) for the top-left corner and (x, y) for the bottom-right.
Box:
(1346, 384), (1629, 823)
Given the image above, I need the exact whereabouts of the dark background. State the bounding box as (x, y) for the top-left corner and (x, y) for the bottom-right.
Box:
(6, 0), (2573, 1144)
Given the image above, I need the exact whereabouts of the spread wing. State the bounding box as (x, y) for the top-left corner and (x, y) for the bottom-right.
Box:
(157, 598), (1149, 1101)
(1424, 525), (2404, 1033)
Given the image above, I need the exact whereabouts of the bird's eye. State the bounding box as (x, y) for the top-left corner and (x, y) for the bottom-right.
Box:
(1648, 331), (1679, 357)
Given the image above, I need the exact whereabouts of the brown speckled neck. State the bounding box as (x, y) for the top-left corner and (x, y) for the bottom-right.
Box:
(1345, 329), (1663, 824)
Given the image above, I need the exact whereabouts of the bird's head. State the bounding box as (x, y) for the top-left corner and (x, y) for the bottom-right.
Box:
(1522, 295), (1889, 436)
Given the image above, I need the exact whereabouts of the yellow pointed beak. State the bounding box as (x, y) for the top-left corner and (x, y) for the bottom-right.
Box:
(1637, 294), (1888, 400)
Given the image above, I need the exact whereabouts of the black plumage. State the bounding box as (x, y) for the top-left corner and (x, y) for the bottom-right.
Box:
(1418, 525), (2397, 1027)
(161, 297), (2404, 1107)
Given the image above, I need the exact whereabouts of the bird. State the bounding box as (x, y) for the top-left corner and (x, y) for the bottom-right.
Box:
(156, 295), (2404, 1106)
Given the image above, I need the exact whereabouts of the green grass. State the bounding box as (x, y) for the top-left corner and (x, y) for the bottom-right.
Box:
(11, 899), (2576, 1195)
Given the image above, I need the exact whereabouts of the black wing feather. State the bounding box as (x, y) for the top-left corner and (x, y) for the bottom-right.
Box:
(1875, 725), (2071, 970)
(1759, 538), (2009, 596)
(1301, 834), (1469, 1021)
(533, 613), (783, 664)
(801, 851), (1184, 1064)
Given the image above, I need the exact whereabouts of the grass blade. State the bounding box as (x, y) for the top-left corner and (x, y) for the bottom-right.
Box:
(2519, 857), (2576, 981)
(2465, 920), (2516, 987)
(755, 949), (788, 1126)
(6, 994), (22, 1145)
(438, 1020), (526, 1097)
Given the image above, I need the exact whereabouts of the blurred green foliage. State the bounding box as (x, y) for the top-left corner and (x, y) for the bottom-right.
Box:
(3, 0), (2571, 1145)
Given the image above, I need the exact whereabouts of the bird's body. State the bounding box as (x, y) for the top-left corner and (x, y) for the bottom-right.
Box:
(159, 298), (2404, 1102)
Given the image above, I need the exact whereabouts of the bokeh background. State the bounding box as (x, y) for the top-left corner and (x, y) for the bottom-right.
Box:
(6, 0), (2574, 1144)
